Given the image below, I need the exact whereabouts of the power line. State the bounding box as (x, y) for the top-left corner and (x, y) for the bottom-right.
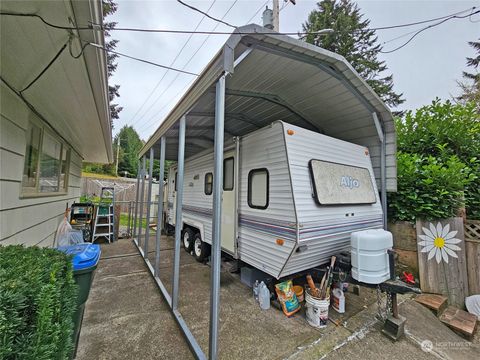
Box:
(380, 10), (480, 54)
(128, 0), (218, 126)
(136, 0), (240, 133)
(2, 6), (476, 36)
(176, 0), (237, 29)
(87, 42), (199, 75)
(372, 6), (476, 31)
(246, 0), (269, 24)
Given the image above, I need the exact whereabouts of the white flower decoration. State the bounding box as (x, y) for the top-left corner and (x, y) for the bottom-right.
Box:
(418, 222), (462, 264)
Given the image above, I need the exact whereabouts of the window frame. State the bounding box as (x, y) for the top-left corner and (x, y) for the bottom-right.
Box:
(223, 157), (234, 191)
(204, 172), (213, 195)
(247, 168), (269, 210)
(21, 121), (71, 198)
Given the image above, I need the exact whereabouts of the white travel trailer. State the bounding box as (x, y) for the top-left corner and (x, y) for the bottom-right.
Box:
(166, 121), (383, 279)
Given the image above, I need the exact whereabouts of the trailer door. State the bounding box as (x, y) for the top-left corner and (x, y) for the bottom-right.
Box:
(221, 152), (235, 253)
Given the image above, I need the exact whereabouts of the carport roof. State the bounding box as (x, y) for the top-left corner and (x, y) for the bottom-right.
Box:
(139, 24), (396, 191)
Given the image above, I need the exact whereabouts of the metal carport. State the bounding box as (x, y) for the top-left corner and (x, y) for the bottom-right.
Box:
(132, 24), (396, 360)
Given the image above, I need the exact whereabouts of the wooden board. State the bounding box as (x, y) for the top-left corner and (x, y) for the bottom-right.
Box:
(415, 293), (448, 315)
(439, 306), (478, 339)
(416, 218), (468, 308)
(465, 238), (480, 295)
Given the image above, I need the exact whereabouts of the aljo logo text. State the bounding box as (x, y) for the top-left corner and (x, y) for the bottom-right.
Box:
(340, 176), (360, 189)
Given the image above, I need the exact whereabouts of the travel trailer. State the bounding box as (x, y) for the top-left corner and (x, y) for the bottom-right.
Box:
(166, 121), (384, 279)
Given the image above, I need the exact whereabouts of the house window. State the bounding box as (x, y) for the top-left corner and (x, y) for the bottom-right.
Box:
(205, 172), (213, 195)
(248, 168), (269, 209)
(223, 157), (234, 191)
(21, 122), (70, 196)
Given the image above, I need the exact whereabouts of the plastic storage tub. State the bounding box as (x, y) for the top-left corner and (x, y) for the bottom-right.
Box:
(58, 243), (101, 357)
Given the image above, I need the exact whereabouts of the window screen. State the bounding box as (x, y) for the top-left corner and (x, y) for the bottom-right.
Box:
(309, 160), (376, 205)
(205, 172), (213, 195)
(223, 157), (234, 191)
(248, 168), (269, 209)
(22, 123), (42, 192)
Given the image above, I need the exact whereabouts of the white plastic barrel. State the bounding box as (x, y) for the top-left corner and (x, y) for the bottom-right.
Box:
(351, 229), (393, 284)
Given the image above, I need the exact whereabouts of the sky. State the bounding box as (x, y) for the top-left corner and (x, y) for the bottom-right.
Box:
(108, 0), (479, 140)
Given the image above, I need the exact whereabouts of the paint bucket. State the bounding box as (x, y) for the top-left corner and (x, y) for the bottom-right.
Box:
(305, 288), (329, 328)
(293, 285), (304, 302)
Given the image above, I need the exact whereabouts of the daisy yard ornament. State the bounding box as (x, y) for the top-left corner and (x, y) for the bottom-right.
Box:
(416, 218), (468, 308)
(418, 222), (462, 264)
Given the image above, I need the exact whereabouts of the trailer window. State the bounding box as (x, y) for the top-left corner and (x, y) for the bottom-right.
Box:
(248, 168), (269, 209)
(205, 172), (213, 195)
(223, 157), (234, 191)
(309, 160), (376, 205)
(174, 172), (177, 191)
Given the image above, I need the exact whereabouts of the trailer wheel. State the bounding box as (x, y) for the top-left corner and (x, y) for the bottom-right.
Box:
(193, 233), (210, 262)
(182, 228), (195, 252)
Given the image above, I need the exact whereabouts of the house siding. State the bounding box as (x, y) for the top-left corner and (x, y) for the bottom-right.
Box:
(0, 82), (82, 247)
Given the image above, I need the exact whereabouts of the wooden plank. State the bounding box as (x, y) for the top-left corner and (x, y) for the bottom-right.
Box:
(439, 306), (477, 339)
(465, 238), (480, 295)
(415, 293), (448, 315)
(416, 218), (469, 308)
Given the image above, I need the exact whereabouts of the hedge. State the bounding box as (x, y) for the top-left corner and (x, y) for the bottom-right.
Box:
(0, 245), (78, 360)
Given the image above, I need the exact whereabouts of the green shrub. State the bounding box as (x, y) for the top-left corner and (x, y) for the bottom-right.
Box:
(390, 100), (480, 221)
(388, 153), (476, 222)
(0, 246), (78, 360)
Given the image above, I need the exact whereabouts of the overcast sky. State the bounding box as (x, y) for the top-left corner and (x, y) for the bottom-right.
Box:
(108, 0), (479, 140)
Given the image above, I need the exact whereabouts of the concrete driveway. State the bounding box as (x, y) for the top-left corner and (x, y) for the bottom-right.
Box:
(76, 235), (479, 359)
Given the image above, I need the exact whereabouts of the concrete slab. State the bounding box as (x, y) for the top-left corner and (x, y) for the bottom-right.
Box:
(79, 235), (479, 360)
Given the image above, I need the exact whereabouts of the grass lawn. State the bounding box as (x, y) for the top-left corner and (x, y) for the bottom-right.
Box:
(119, 213), (148, 229)
(82, 172), (119, 179)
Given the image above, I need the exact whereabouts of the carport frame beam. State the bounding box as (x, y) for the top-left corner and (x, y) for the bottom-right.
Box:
(155, 136), (166, 277)
(133, 162), (141, 240)
(144, 147), (154, 257)
(209, 74), (226, 360)
(172, 115), (186, 310)
(138, 156), (146, 248)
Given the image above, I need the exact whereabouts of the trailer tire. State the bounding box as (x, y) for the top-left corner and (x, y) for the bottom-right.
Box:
(182, 228), (195, 252)
(193, 233), (210, 262)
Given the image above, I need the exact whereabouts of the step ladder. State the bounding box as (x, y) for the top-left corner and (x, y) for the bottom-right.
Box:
(92, 187), (115, 243)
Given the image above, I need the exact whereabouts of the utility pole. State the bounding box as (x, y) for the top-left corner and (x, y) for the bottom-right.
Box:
(115, 136), (120, 176)
(272, 0), (279, 32)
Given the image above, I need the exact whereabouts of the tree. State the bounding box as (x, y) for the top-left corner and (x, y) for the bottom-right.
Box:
(302, 0), (404, 108)
(456, 39), (480, 110)
(103, 0), (123, 125)
(115, 125), (144, 177)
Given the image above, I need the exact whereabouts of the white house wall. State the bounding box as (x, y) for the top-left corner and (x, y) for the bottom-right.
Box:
(0, 83), (82, 247)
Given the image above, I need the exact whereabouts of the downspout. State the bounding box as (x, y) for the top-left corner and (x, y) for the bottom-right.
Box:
(233, 136), (240, 258)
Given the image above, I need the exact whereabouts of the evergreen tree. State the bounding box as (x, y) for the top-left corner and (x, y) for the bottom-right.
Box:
(456, 39), (480, 110)
(116, 125), (144, 177)
(302, 0), (404, 108)
(103, 0), (123, 125)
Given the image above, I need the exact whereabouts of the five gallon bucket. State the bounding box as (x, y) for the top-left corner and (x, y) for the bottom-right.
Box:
(305, 289), (329, 328)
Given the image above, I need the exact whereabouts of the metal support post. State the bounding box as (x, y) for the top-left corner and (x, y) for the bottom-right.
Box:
(209, 74), (226, 360)
(133, 162), (141, 240)
(372, 112), (387, 229)
(155, 137), (166, 277)
(381, 130), (387, 228)
(144, 148), (154, 257)
(138, 156), (146, 248)
(172, 116), (186, 310)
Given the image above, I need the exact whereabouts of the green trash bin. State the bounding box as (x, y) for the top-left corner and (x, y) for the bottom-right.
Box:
(58, 243), (101, 358)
